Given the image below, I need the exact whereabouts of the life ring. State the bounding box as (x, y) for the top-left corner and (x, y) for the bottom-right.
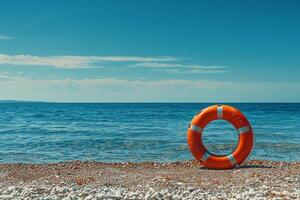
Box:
(187, 105), (254, 169)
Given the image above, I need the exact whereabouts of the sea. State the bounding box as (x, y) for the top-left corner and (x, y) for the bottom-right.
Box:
(0, 103), (299, 163)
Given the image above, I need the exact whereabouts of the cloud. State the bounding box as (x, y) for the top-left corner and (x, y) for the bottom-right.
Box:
(0, 53), (227, 74)
(158, 69), (228, 74)
(0, 54), (178, 68)
(130, 62), (225, 69)
(0, 35), (14, 40)
(0, 78), (299, 102)
(130, 62), (227, 74)
(0, 72), (23, 81)
(0, 54), (225, 74)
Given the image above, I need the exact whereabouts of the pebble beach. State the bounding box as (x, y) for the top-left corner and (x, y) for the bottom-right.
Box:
(0, 160), (299, 200)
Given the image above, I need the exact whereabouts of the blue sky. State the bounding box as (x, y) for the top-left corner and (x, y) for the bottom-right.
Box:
(0, 0), (299, 102)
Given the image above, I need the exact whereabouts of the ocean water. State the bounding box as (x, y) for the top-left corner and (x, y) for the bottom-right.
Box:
(0, 103), (299, 163)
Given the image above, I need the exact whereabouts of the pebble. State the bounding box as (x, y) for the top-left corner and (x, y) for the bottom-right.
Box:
(0, 195), (14, 199)
(0, 177), (299, 199)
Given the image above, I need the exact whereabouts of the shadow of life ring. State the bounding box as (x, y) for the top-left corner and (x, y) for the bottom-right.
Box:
(187, 105), (254, 169)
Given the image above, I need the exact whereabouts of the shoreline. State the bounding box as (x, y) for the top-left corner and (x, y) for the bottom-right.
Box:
(1, 158), (299, 164)
(0, 160), (299, 199)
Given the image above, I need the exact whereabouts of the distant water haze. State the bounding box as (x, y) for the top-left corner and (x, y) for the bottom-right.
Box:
(0, 103), (299, 163)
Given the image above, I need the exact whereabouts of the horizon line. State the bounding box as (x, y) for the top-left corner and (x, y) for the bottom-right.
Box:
(0, 100), (299, 104)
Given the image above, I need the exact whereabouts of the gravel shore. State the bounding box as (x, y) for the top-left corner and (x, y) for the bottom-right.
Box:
(0, 160), (299, 199)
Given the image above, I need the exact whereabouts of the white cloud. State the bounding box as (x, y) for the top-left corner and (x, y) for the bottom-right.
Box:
(0, 78), (299, 102)
(153, 68), (227, 74)
(0, 35), (14, 40)
(0, 53), (227, 74)
(130, 62), (225, 69)
(130, 62), (227, 74)
(0, 54), (178, 68)
(0, 72), (23, 81)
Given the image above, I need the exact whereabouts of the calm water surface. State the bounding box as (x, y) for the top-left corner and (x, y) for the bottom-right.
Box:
(0, 103), (299, 163)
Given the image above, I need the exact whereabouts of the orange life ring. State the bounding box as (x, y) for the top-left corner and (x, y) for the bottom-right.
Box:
(187, 105), (254, 169)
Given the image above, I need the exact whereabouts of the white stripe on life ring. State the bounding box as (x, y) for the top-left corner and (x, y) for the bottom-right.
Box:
(189, 124), (203, 133)
(237, 126), (251, 134)
(217, 106), (223, 119)
(227, 154), (237, 166)
(200, 151), (211, 162)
